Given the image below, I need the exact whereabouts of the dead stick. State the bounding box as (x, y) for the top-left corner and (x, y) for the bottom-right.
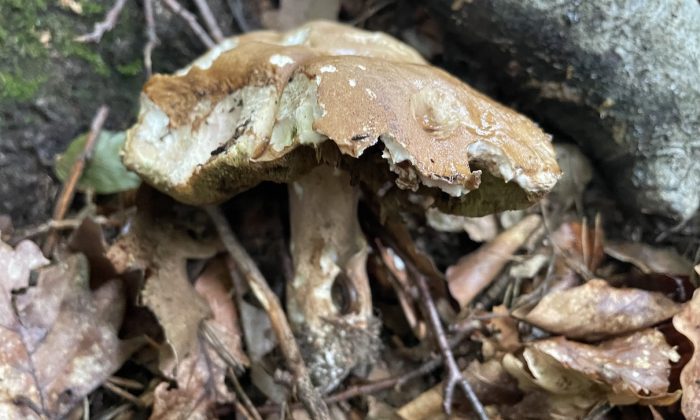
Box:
(75, 0), (128, 42)
(43, 106), (109, 256)
(193, 0), (225, 42)
(143, 0), (159, 77)
(205, 206), (330, 420)
(410, 267), (488, 420)
(161, 0), (216, 48)
(258, 357), (443, 414)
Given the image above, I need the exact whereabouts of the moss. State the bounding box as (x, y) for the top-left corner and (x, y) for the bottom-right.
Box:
(0, 72), (47, 102)
(79, 0), (105, 16)
(116, 59), (144, 77)
(60, 41), (111, 77)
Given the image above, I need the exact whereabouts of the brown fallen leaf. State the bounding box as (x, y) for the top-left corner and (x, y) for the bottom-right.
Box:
(606, 241), (693, 275)
(0, 239), (49, 290)
(673, 289), (700, 419)
(397, 359), (520, 419)
(447, 214), (541, 308)
(504, 330), (680, 418)
(532, 330), (680, 405)
(152, 259), (249, 419)
(1, 248), (140, 418)
(515, 279), (682, 341)
(107, 208), (219, 373)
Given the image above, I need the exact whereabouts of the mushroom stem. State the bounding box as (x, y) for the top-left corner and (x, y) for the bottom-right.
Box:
(287, 164), (377, 391)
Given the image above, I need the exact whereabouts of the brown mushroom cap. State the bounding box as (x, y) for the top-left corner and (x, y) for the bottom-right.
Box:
(123, 21), (560, 215)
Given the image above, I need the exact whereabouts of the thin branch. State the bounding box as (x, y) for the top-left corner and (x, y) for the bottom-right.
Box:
(161, 0), (216, 48)
(193, 0), (225, 42)
(205, 206), (330, 420)
(143, 0), (159, 77)
(227, 0), (254, 33)
(410, 267), (488, 420)
(75, 0), (128, 43)
(43, 106), (109, 256)
(258, 357), (443, 414)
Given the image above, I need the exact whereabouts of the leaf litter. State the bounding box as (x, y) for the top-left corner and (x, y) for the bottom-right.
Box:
(6, 4), (700, 419)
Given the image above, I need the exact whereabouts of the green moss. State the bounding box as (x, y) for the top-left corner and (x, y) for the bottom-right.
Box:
(116, 59), (144, 77)
(61, 42), (110, 77)
(79, 0), (105, 16)
(0, 72), (46, 101)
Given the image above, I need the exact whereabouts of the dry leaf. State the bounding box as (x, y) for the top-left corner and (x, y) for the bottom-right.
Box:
(397, 359), (520, 419)
(488, 305), (521, 353)
(1, 250), (139, 418)
(606, 241), (693, 275)
(533, 330), (680, 405)
(550, 219), (605, 275)
(516, 279), (682, 341)
(447, 214), (541, 307)
(673, 289), (700, 419)
(152, 259), (248, 419)
(107, 210), (219, 373)
(504, 330), (680, 418)
(0, 239), (48, 290)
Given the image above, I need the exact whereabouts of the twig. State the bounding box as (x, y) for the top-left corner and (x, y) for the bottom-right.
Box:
(227, 0), (254, 33)
(75, 0), (128, 42)
(325, 357), (441, 404)
(102, 382), (146, 408)
(161, 0), (215, 48)
(258, 357), (443, 414)
(205, 206), (330, 420)
(193, 0), (225, 42)
(410, 267), (488, 420)
(43, 106), (109, 256)
(143, 0), (159, 77)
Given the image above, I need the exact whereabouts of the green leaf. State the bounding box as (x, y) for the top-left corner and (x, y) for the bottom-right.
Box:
(55, 130), (141, 194)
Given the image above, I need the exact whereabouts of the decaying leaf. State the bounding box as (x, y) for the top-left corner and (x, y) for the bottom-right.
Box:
(673, 289), (700, 419)
(516, 279), (682, 341)
(55, 130), (141, 194)
(0, 239), (49, 290)
(504, 330), (680, 417)
(152, 259), (248, 419)
(606, 241), (693, 275)
(107, 207), (219, 373)
(0, 246), (139, 418)
(397, 359), (520, 419)
(532, 330), (680, 405)
(447, 214), (541, 308)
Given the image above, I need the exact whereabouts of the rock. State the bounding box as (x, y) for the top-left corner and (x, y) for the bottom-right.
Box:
(428, 0), (700, 221)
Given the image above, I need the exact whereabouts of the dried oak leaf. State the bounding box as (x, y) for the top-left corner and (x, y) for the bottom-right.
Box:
(107, 211), (219, 374)
(503, 330), (680, 418)
(152, 259), (248, 419)
(606, 241), (693, 275)
(0, 249), (139, 418)
(673, 289), (700, 419)
(515, 279), (682, 341)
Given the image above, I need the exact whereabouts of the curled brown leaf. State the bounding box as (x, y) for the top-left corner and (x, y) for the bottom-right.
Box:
(673, 289), (700, 419)
(516, 279), (682, 341)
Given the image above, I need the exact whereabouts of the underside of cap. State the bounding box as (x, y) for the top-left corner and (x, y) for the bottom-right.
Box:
(123, 21), (561, 215)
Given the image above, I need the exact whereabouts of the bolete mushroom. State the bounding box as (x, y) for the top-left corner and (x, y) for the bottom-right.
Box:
(123, 21), (560, 390)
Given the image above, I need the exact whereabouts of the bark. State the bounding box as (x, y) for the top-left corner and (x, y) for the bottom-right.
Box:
(427, 0), (700, 221)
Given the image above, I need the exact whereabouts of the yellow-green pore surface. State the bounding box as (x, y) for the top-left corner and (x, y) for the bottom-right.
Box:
(123, 21), (560, 216)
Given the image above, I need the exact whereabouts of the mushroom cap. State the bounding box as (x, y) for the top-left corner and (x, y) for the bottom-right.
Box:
(123, 21), (561, 215)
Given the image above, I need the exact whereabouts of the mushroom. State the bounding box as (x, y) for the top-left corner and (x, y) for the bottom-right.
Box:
(123, 21), (561, 390)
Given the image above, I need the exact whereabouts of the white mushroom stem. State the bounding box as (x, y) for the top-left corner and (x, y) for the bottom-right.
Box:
(287, 164), (375, 390)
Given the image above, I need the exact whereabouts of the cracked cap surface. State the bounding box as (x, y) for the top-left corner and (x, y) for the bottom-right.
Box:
(123, 20), (561, 215)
